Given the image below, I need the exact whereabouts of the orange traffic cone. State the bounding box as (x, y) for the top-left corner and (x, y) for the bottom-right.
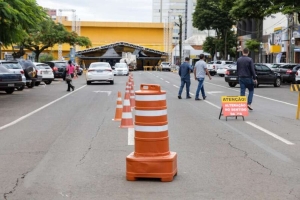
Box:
(124, 82), (131, 101)
(112, 91), (123, 121)
(126, 84), (177, 182)
(130, 84), (135, 108)
(120, 92), (134, 128)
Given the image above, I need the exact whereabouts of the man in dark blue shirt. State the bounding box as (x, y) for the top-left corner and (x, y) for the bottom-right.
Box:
(178, 57), (193, 99)
(237, 48), (257, 110)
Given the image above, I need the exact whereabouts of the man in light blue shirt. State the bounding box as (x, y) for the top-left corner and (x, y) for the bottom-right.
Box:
(193, 54), (212, 100)
(178, 57), (193, 99)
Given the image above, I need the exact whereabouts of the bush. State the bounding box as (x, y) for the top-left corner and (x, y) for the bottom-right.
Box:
(39, 53), (54, 62)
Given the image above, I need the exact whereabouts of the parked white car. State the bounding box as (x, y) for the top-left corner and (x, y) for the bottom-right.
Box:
(86, 62), (114, 85)
(113, 63), (129, 76)
(33, 62), (54, 85)
(216, 64), (232, 77)
(0, 60), (27, 91)
(296, 69), (300, 83)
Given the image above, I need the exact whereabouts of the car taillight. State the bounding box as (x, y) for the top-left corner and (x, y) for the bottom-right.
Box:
(53, 67), (58, 71)
(20, 70), (24, 74)
(296, 72), (298, 75)
(40, 70), (42, 74)
(88, 69), (95, 72)
(36, 70), (38, 74)
(225, 70), (230, 75)
(286, 69), (292, 74)
(213, 65), (215, 69)
(105, 69), (112, 72)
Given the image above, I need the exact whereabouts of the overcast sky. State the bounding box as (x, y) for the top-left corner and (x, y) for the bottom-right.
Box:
(36, 0), (152, 22)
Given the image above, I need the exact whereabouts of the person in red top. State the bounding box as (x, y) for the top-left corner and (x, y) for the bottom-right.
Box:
(66, 60), (75, 91)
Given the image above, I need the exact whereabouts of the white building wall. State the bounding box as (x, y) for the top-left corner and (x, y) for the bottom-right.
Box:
(263, 13), (287, 35)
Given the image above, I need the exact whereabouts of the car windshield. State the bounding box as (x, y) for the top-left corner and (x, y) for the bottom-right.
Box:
(90, 63), (110, 68)
(271, 64), (283, 68)
(115, 63), (127, 68)
(54, 62), (67, 68)
(0, 65), (11, 73)
(18, 60), (35, 69)
(35, 65), (45, 69)
(162, 62), (169, 65)
(225, 61), (233, 64)
(1, 62), (22, 69)
(36, 64), (51, 69)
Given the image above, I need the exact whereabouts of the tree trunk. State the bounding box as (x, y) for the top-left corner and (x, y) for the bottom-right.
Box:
(224, 29), (228, 60)
(35, 51), (41, 62)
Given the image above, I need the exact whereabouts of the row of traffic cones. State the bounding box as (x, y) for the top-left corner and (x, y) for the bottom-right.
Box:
(112, 73), (177, 182)
(112, 73), (135, 128)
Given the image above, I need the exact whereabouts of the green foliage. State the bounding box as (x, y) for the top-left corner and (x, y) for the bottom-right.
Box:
(0, 0), (47, 46)
(39, 53), (54, 62)
(21, 18), (92, 61)
(230, 0), (272, 20)
(245, 39), (260, 52)
(193, 0), (235, 35)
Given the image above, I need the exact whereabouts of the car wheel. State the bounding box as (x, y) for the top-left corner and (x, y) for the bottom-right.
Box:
(17, 85), (25, 91)
(274, 77), (281, 87)
(228, 82), (237, 87)
(26, 82), (35, 88)
(44, 80), (52, 85)
(87, 81), (91, 85)
(5, 88), (15, 94)
(110, 80), (114, 84)
(35, 81), (41, 86)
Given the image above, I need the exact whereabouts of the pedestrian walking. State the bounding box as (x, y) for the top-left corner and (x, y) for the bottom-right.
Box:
(65, 60), (75, 92)
(178, 57), (193, 99)
(236, 48), (257, 110)
(193, 54), (212, 100)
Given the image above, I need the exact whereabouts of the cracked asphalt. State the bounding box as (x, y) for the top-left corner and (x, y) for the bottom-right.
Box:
(1, 71), (300, 199)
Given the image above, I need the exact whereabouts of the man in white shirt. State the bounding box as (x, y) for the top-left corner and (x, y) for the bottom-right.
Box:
(193, 54), (212, 100)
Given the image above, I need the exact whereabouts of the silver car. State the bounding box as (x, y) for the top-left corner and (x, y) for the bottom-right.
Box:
(0, 60), (27, 91)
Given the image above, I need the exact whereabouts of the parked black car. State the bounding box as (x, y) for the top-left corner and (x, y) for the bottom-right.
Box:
(17, 59), (43, 87)
(269, 63), (299, 83)
(44, 61), (67, 80)
(0, 65), (23, 94)
(225, 63), (281, 87)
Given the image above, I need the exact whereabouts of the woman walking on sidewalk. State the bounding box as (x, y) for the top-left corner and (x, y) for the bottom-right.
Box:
(66, 60), (75, 92)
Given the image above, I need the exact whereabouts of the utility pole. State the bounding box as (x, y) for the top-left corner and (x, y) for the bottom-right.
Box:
(179, 15), (182, 64)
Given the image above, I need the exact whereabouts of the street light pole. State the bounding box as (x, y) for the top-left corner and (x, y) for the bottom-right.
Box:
(0, 41), (2, 60)
(259, 42), (263, 63)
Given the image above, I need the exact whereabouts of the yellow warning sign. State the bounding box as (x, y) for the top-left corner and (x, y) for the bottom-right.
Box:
(221, 96), (247, 103)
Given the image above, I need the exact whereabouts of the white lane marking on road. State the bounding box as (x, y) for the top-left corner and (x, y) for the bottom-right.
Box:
(204, 100), (221, 109)
(246, 122), (294, 145)
(203, 101), (293, 145)
(207, 91), (224, 95)
(190, 92), (195, 96)
(93, 91), (112, 96)
(128, 127), (135, 145)
(0, 85), (87, 131)
(165, 81), (170, 83)
(160, 78), (164, 80)
(206, 82), (297, 107)
(173, 85), (179, 88)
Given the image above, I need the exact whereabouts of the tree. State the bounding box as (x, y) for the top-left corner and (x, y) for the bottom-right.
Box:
(230, 0), (272, 43)
(245, 39), (260, 52)
(0, 0), (47, 46)
(21, 18), (92, 61)
(193, 0), (236, 59)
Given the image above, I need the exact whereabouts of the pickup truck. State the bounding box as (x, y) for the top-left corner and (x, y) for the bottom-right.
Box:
(207, 60), (234, 76)
(225, 63), (281, 88)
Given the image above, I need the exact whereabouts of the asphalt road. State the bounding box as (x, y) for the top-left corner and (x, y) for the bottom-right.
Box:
(0, 71), (300, 200)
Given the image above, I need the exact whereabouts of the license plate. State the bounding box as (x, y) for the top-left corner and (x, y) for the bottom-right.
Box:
(8, 84), (15, 87)
(44, 71), (48, 74)
(97, 70), (103, 73)
(230, 78), (237, 80)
